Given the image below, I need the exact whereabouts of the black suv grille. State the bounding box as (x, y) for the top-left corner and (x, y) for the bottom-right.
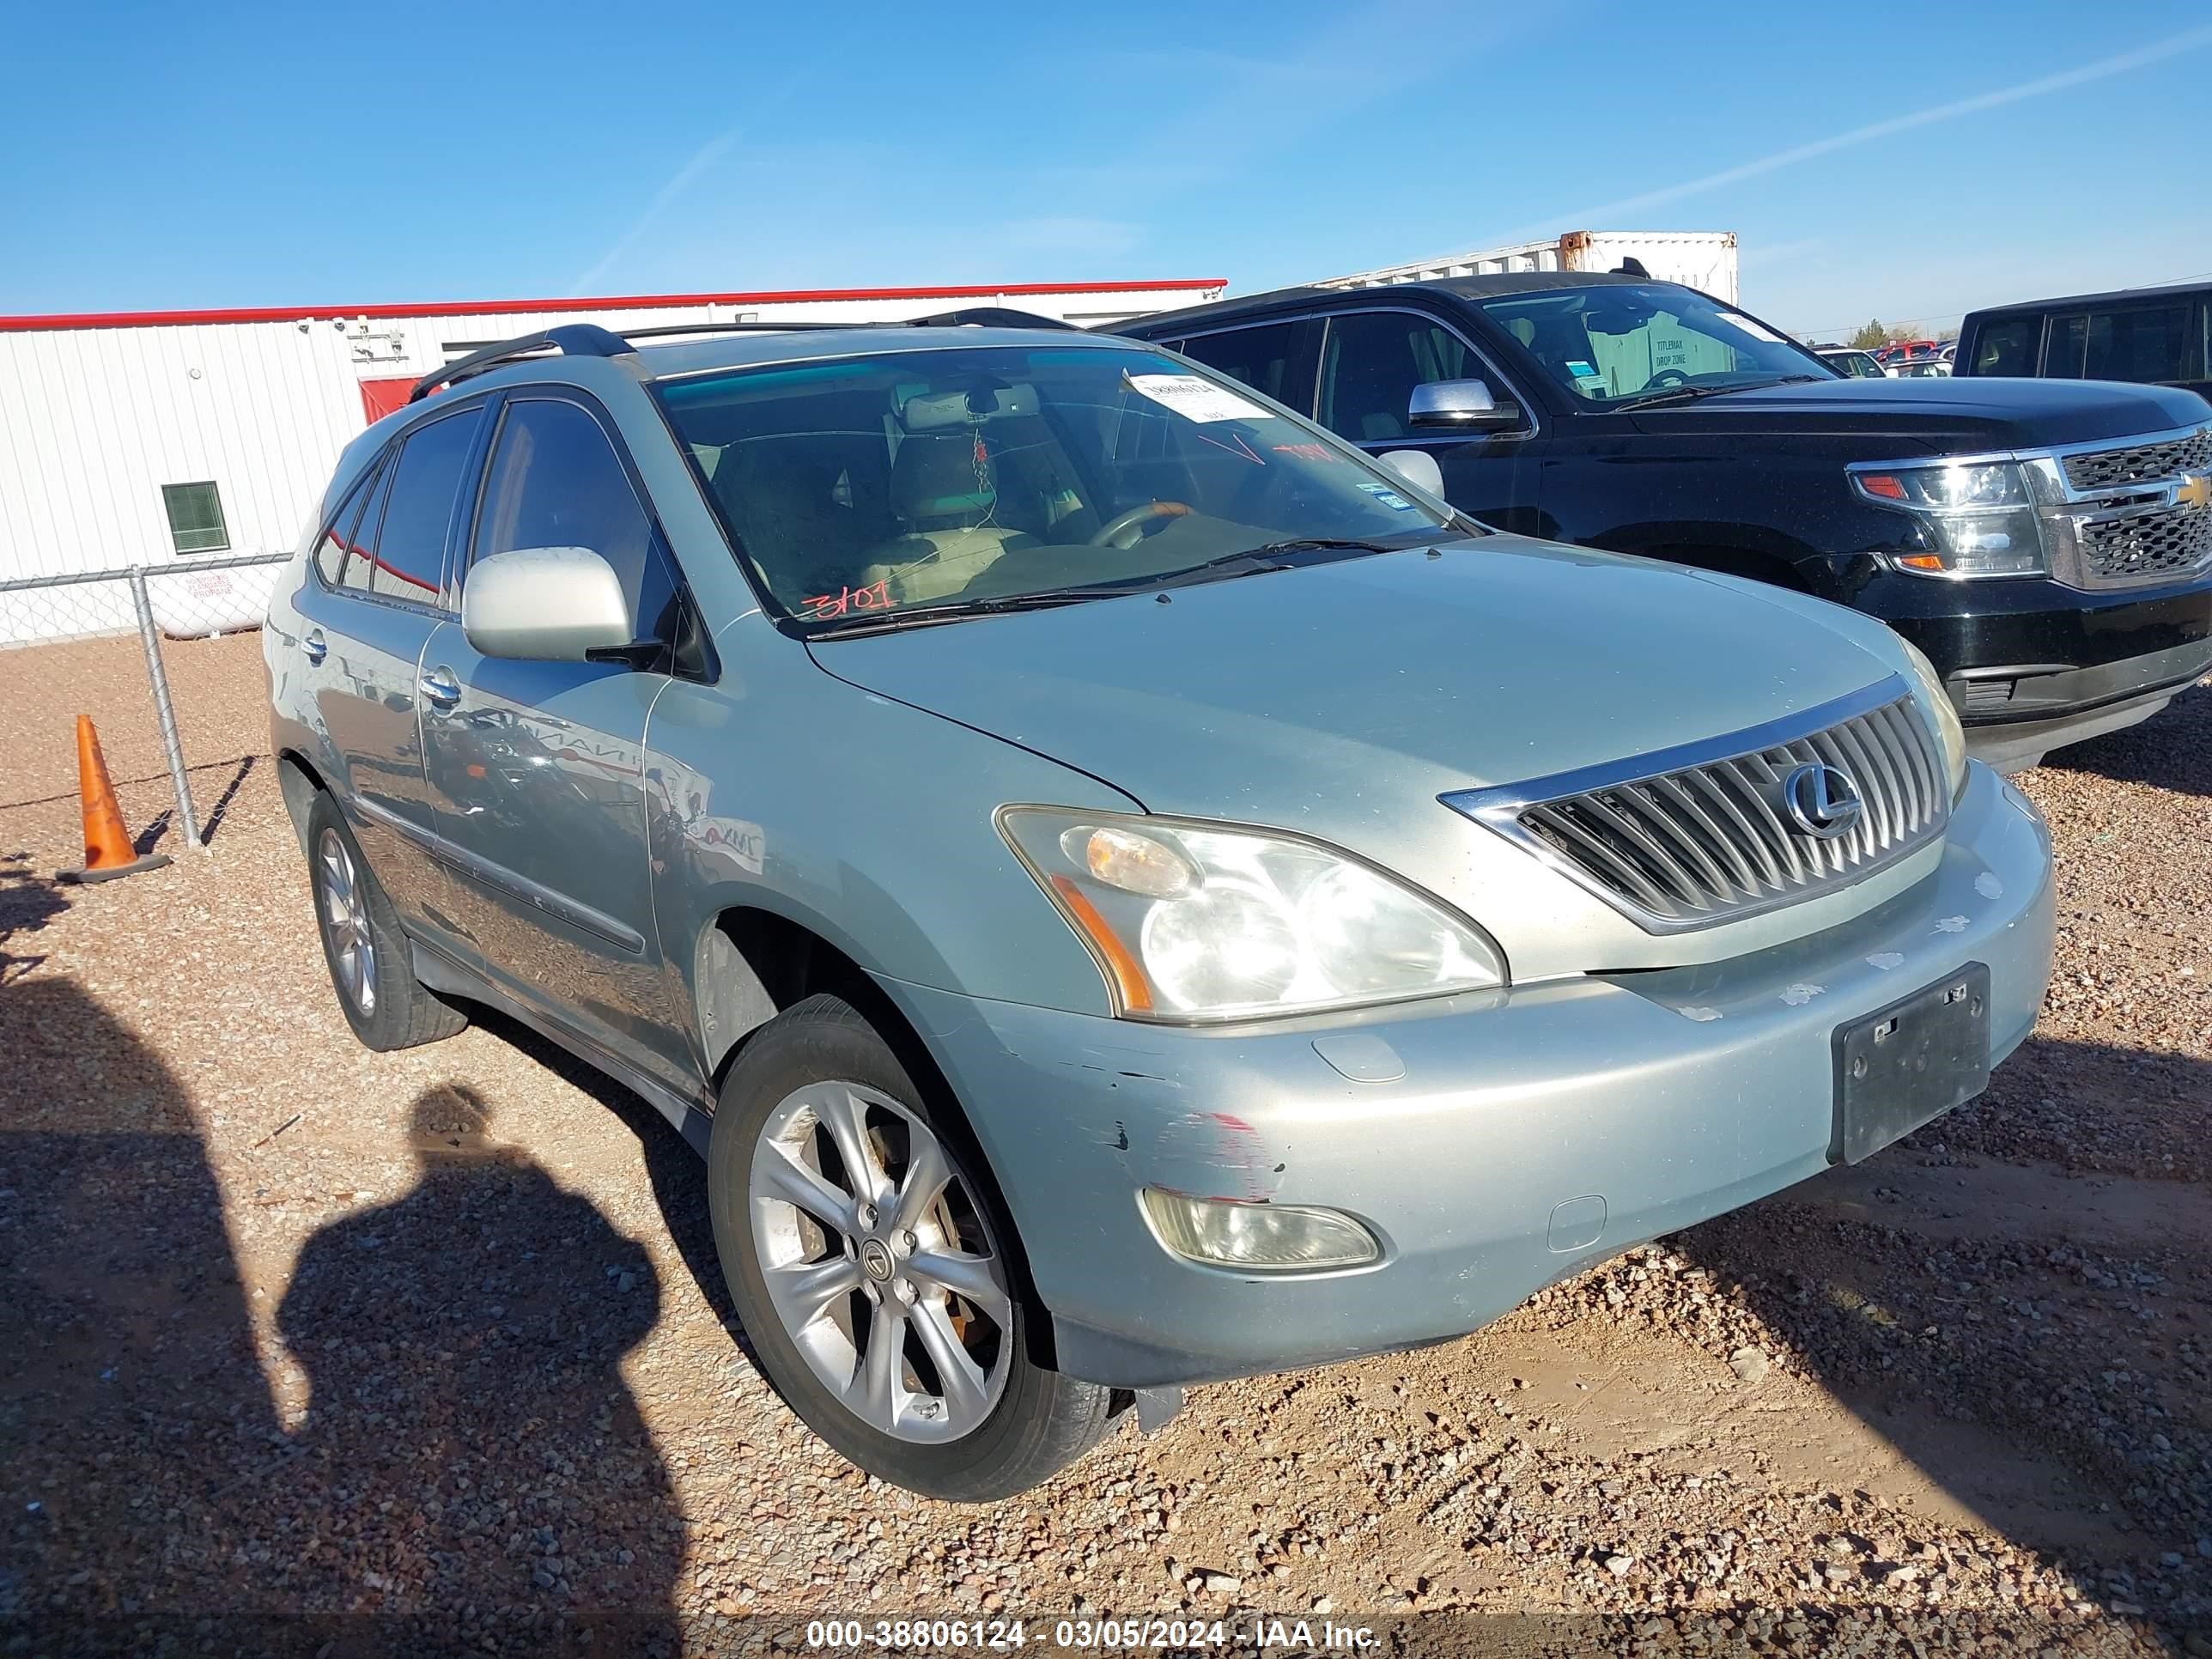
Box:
(2080, 502), (2212, 583)
(2062, 428), (2212, 492)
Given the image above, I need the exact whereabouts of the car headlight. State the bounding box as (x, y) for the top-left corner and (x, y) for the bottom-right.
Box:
(998, 808), (1506, 1022)
(1894, 636), (1969, 799)
(1850, 459), (2048, 578)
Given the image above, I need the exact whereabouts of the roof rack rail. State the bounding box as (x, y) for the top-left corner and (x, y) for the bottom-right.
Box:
(618, 320), (877, 343)
(905, 306), (1078, 331)
(408, 322), (633, 403)
(407, 307), (1085, 404)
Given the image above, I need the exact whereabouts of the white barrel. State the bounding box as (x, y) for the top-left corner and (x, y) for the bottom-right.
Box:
(148, 561), (283, 638)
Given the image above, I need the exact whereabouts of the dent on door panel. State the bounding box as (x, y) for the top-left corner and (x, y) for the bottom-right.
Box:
(418, 623), (690, 1092)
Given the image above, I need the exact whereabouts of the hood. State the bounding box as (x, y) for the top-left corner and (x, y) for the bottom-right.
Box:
(808, 538), (1899, 842)
(1631, 375), (2209, 452)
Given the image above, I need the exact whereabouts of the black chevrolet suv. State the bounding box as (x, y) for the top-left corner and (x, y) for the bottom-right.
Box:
(1118, 274), (2212, 770)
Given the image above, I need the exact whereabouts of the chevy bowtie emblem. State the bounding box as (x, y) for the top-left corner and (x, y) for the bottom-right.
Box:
(1781, 762), (1863, 840)
(2175, 472), (2211, 510)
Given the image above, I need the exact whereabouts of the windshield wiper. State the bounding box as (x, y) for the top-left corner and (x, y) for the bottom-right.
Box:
(1618, 374), (1825, 410)
(1238, 537), (1402, 560)
(807, 539), (1408, 638)
(1091, 538), (1407, 596)
(805, 590), (1098, 640)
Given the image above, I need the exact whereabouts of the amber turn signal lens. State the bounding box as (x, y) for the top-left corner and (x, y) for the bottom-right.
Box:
(1896, 553), (1947, 571)
(1047, 874), (1154, 1013)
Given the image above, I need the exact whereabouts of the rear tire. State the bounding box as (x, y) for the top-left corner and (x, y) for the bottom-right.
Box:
(307, 792), (466, 1052)
(708, 994), (1110, 1501)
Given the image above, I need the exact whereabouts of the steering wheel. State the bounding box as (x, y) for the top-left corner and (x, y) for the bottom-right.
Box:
(1091, 501), (1193, 550)
(1645, 368), (1692, 389)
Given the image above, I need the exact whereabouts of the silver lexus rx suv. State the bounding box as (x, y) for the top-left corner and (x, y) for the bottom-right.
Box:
(266, 316), (2055, 1499)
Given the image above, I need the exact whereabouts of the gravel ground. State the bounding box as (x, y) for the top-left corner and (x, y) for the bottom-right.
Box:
(3, 634), (2208, 1656)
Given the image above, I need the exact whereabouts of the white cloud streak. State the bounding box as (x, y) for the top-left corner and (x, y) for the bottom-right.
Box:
(1480, 24), (2212, 246)
(567, 131), (741, 296)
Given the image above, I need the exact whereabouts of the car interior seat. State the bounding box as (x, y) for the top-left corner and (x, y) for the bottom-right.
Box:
(860, 430), (1036, 605)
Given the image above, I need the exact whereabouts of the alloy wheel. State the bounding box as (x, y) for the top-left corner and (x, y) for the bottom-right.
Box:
(317, 827), (376, 1016)
(749, 1081), (1013, 1443)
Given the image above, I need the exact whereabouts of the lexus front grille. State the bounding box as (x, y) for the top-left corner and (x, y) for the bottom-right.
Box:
(1442, 679), (1948, 933)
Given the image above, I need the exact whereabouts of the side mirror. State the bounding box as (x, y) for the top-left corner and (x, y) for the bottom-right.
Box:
(1376, 449), (1445, 497)
(1408, 379), (1522, 431)
(462, 547), (635, 662)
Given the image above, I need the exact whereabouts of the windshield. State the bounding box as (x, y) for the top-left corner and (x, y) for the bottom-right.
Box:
(655, 343), (1455, 629)
(1475, 284), (1838, 406)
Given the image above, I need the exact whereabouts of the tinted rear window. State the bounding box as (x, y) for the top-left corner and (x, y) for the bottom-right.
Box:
(2082, 306), (2190, 384)
(1968, 315), (2039, 376)
(1176, 320), (1320, 412)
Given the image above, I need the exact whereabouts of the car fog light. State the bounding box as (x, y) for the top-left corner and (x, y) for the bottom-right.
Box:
(1139, 1188), (1380, 1271)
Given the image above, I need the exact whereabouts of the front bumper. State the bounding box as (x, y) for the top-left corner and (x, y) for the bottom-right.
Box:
(884, 764), (2054, 1389)
(1864, 567), (2212, 718)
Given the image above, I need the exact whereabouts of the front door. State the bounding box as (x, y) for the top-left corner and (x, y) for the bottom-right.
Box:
(1312, 307), (1547, 537)
(420, 392), (693, 1094)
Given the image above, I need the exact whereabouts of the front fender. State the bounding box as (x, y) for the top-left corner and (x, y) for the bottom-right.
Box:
(642, 615), (1139, 1072)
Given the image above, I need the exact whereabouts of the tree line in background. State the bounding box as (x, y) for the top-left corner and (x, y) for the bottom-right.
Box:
(1848, 318), (1960, 349)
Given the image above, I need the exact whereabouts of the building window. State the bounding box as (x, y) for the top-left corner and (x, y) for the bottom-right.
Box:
(161, 482), (230, 555)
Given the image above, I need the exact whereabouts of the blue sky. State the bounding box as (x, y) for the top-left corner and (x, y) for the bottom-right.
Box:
(4, 0), (2209, 338)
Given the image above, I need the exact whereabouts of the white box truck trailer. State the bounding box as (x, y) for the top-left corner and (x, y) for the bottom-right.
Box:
(1319, 230), (1739, 305)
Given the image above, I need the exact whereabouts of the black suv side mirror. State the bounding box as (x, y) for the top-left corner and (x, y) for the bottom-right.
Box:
(1408, 379), (1522, 431)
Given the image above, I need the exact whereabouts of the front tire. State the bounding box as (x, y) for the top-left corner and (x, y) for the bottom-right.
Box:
(307, 792), (465, 1052)
(708, 994), (1110, 1501)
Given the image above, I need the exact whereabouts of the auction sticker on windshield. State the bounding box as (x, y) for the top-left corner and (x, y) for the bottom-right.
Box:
(1720, 312), (1788, 343)
(1126, 373), (1271, 423)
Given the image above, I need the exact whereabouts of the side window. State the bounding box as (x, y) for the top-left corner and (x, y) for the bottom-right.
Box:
(1318, 312), (1482, 443)
(473, 398), (678, 641)
(312, 458), (383, 586)
(1970, 315), (2039, 376)
(1176, 319), (1322, 414)
(339, 463), (394, 593)
(2045, 314), (2088, 378)
(2081, 306), (2190, 384)
(365, 409), (482, 603)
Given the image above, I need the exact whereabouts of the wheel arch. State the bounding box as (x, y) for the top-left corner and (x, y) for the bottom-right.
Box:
(275, 748), (328, 856)
(693, 900), (1065, 1369)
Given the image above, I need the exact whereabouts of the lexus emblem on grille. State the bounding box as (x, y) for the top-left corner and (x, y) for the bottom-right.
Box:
(1781, 763), (1863, 840)
(2176, 472), (2211, 510)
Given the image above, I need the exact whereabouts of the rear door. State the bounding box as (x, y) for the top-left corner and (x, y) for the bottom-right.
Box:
(420, 391), (695, 1093)
(291, 403), (487, 934)
(1310, 304), (1547, 535)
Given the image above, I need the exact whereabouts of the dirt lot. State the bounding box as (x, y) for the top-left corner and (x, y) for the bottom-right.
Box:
(3, 633), (2209, 1656)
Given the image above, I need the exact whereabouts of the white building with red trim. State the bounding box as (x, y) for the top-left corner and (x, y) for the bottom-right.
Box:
(0, 277), (1224, 640)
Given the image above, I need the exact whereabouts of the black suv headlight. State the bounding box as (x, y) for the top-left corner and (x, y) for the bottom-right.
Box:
(1850, 459), (2047, 579)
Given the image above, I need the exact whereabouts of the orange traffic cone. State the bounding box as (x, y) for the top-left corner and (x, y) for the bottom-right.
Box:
(57, 715), (172, 884)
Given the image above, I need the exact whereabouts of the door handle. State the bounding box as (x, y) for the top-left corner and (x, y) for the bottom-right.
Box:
(419, 666), (462, 710)
(302, 628), (327, 665)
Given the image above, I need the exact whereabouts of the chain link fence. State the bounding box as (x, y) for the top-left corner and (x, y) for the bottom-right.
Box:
(0, 554), (292, 849)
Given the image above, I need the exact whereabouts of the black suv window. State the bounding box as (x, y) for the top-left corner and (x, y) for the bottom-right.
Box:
(473, 398), (679, 641)
(2082, 306), (2191, 384)
(366, 408), (483, 604)
(2045, 314), (2089, 378)
(1318, 311), (1483, 443)
(1176, 319), (1321, 414)
(1970, 315), (2039, 376)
